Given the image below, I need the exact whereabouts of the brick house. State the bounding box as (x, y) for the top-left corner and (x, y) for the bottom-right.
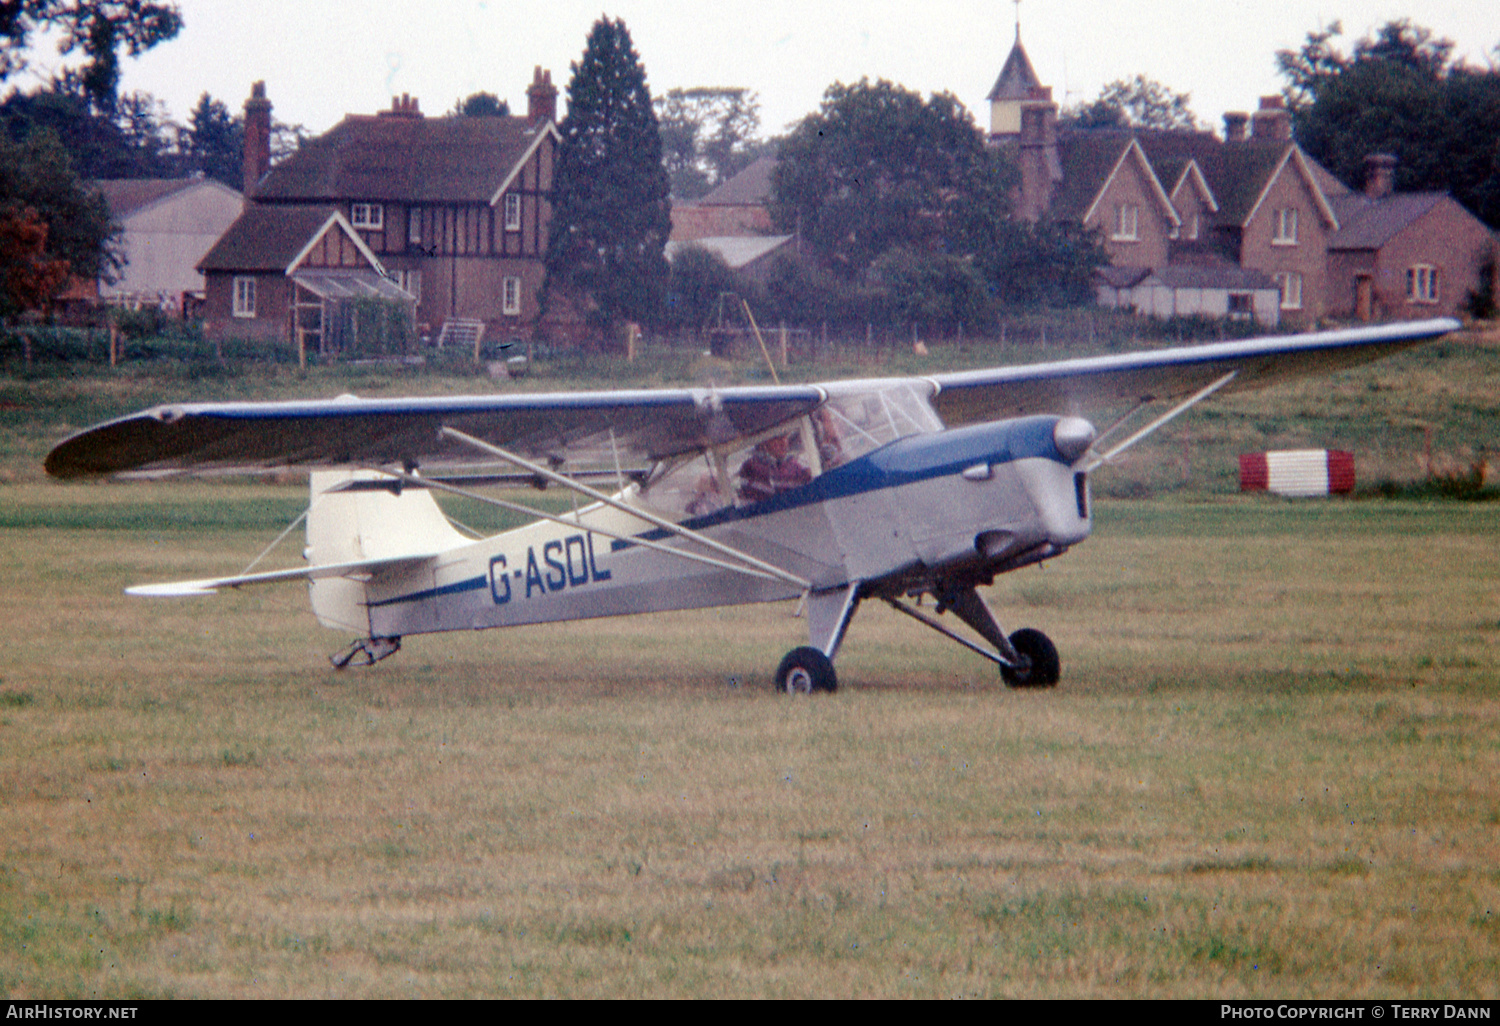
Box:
(992, 32), (1497, 327)
(202, 68), (567, 347)
(197, 204), (415, 354)
(669, 155), (777, 242)
(1327, 155), (1498, 321)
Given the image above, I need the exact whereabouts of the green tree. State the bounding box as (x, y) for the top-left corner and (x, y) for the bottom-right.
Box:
(773, 80), (1106, 315)
(772, 79), (989, 280)
(2, 80), (175, 178)
(0, 126), (115, 316)
(665, 243), (739, 338)
(182, 91), (241, 186)
(1060, 75), (1199, 130)
(451, 92), (509, 117)
(0, 1), (183, 113)
(1277, 19), (1500, 228)
(655, 87), (764, 199)
(867, 247), (993, 327)
(545, 17), (672, 333)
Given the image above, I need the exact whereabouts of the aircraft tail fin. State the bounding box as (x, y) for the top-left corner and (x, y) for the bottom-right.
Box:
(306, 470), (470, 632)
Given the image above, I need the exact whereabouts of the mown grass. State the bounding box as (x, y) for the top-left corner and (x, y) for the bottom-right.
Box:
(1, 321), (1497, 997)
(0, 489), (1495, 998)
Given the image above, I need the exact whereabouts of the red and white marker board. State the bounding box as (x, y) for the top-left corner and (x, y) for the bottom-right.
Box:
(1239, 450), (1355, 496)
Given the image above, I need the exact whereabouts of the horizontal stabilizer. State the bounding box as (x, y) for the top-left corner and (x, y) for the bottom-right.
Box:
(124, 554), (435, 598)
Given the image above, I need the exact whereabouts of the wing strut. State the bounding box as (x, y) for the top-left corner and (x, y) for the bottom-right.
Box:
(438, 427), (811, 591)
(1081, 370), (1238, 472)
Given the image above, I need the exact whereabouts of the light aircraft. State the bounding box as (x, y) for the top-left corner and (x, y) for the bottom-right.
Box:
(45, 318), (1459, 692)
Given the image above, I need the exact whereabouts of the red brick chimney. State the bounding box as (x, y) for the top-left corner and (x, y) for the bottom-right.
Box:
(242, 81), (272, 198)
(1223, 111), (1249, 143)
(526, 66), (557, 126)
(1250, 95), (1291, 142)
(1364, 153), (1397, 199)
(380, 94), (423, 118)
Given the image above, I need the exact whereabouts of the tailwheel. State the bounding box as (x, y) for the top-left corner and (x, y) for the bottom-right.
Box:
(775, 646), (838, 694)
(1000, 628), (1059, 688)
(330, 636), (401, 669)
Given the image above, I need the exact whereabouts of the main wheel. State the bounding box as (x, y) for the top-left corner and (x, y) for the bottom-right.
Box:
(775, 646), (838, 694)
(1000, 628), (1060, 688)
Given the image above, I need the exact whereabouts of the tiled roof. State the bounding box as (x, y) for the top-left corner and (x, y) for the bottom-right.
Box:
(254, 114), (551, 204)
(695, 155), (777, 207)
(93, 177), (238, 218)
(1329, 192), (1448, 250)
(197, 205), (342, 272)
(1146, 265), (1277, 290)
(1051, 129), (1349, 231)
(1096, 265), (1151, 289)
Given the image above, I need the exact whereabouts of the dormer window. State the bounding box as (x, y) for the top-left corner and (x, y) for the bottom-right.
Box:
(503, 193), (522, 232)
(1111, 204), (1139, 242)
(1273, 208), (1298, 245)
(351, 203), (384, 230)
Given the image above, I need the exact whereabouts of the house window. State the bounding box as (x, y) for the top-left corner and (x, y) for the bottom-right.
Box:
(351, 203), (384, 230)
(503, 193), (522, 232)
(388, 269), (421, 303)
(1274, 271), (1303, 310)
(1227, 292), (1253, 319)
(1407, 265), (1440, 304)
(1273, 208), (1298, 245)
(1112, 204), (1139, 241)
(408, 209), (422, 246)
(232, 276), (256, 318)
(502, 276), (522, 316)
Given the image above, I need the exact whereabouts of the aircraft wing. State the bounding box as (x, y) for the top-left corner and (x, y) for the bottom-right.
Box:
(926, 318), (1460, 426)
(46, 319), (1458, 479)
(45, 384), (825, 479)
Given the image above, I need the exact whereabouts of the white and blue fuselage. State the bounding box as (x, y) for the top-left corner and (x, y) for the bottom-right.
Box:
(312, 413), (1093, 646)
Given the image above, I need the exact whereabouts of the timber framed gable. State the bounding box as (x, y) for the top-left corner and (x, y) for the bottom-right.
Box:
(227, 75), (567, 341)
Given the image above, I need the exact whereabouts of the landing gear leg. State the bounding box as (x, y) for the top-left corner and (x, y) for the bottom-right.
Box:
(884, 586), (1060, 688)
(776, 584), (860, 694)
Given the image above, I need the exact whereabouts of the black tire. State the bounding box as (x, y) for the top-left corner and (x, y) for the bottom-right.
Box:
(1000, 628), (1060, 688)
(775, 646), (838, 694)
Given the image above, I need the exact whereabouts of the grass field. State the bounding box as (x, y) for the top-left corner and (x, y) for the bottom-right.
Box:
(1, 324), (1498, 998)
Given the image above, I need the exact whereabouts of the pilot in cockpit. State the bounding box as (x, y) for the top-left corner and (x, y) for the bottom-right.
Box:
(737, 431), (811, 503)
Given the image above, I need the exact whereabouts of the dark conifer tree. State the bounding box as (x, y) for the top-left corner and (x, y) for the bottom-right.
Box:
(545, 17), (671, 333)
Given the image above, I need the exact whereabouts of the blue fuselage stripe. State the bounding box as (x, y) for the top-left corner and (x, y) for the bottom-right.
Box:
(366, 574), (487, 609)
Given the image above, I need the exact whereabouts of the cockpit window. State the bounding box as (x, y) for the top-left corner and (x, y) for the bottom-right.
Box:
(636, 383), (940, 521)
(816, 382), (941, 467)
(637, 452), (726, 521)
